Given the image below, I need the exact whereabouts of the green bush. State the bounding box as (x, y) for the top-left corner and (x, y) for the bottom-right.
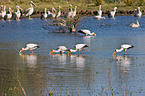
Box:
(137, 0), (145, 5)
(124, 0), (133, 6)
(94, 0), (103, 6)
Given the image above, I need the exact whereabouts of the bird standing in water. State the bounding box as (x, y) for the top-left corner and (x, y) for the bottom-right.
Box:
(113, 44), (134, 55)
(19, 43), (39, 54)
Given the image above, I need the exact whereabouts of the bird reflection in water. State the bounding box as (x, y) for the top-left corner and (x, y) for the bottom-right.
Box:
(20, 54), (37, 69)
(69, 54), (85, 70)
(50, 54), (67, 65)
(113, 54), (132, 72)
(50, 54), (85, 70)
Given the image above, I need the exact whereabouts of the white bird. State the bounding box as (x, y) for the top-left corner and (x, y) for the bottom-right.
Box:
(67, 5), (74, 18)
(67, 44), (89, 54)
(108, 7), (117, 18)
(5, 7), (13, 20)
(1, 6), (6, 19)
(94, 5), (105, 19)
(134, 7), (142, 17)
(98, 5), (102, 16)
(113, 44), (134, 55)
(41, 8), (47, 19)
(48, 7), (57, 18)
(25, 1), (37, 18)
(15, 6), (23, 20)
(56, 6), (62, 18)
(0, 5), (3, 17)
(94, 15), (105, 19)
(49, 46), (69, 54)
(130, 20), (140, 28)
(78, 29), (96, 36)
(19, 43), (39, 54)
(72, 6), (77, 18)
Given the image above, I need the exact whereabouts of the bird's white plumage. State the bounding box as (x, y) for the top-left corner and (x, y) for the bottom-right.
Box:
(78, 29), (96, 36)
(25, 1), (37, 18)
(134, 7), (142, 17)
(98, 5), (102, 16)
(1, 6), (6, 18)
(19, 43), (39, 54)
(6, 7), (13, 20)
(130, 20), (140, 28)
(75, 44), (88, 50)
(113, 44), (134, 55)
(23, 43), (39, 50)
(67, 5), (73, 18)
(41, 8), (47, 19)
(56, 6), (62, 18)
(50, 46), (68, 54)
(15, 6), (23, 20)
(94, 15), (105, 19)
(108, 7), (117, 18)
(72, 6), (77, 18)
(68, 44), (88, 54)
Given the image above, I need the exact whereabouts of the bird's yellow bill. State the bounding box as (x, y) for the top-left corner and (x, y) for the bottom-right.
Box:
(19, 49), (23, 54)
(113, 51), (117, 55)
(94, 33), (96, 36)
(67, 51), (71, 55)
(49, 50), (53, 54)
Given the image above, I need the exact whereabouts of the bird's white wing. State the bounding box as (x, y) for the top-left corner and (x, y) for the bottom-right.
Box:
(58, 46), (68, 51)
(75, 44), (88, 50)
(78, 29), (91, 34)
(25, 7), (31, 12)
(121, 44), (132, 49)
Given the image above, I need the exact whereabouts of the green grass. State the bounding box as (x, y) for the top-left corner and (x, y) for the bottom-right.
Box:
(1, 0), (145, 12)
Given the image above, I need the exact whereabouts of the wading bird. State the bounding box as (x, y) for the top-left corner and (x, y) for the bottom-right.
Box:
(25, 1), (37, 18)
(130, 20), (140, 28)
(94, 15), (106, 19)
(5, 7), (13, 20)
(67, 5), (74, 18)
(56, 6), (62, 18)
(49, 46), (69, 54)
(67, 44), (88, 54)
(41, 8), (47, 19)
(78, 29), (96, 36)
(134, 7), (142, 17)
(113, 44), (134, 55)
(72, 6), (77, 18)
(19, 43), (39, 54)
(1, 6), (6, 19)
(15, 6), (23, 20)
(108, 7), (117, 18)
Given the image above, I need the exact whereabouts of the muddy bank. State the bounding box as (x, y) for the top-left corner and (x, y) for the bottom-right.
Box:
(19, 9), (145, 18)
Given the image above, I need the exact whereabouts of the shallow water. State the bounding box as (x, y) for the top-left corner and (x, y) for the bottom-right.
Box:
(0, 16), (145, 96)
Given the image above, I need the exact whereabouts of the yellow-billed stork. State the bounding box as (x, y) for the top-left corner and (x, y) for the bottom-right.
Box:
(113, 44), (134, 55)
(19, 43), (39, 54)
(78, 29), (96, 36)
(49, 46), (69, 54)
(67, 44), (89, 54)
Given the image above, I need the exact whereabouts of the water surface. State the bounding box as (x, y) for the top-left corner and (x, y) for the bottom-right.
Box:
(0, 16), (145, 96)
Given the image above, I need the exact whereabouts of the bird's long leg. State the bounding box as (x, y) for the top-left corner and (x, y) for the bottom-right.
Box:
(80, 50), (83, 54)
(125, 50), (127, 55)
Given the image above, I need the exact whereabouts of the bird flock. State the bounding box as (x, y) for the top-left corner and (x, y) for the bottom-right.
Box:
(0, 1), (141, 55)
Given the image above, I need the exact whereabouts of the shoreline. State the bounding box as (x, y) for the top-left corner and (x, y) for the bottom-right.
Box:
(20, 10), (144, 18)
